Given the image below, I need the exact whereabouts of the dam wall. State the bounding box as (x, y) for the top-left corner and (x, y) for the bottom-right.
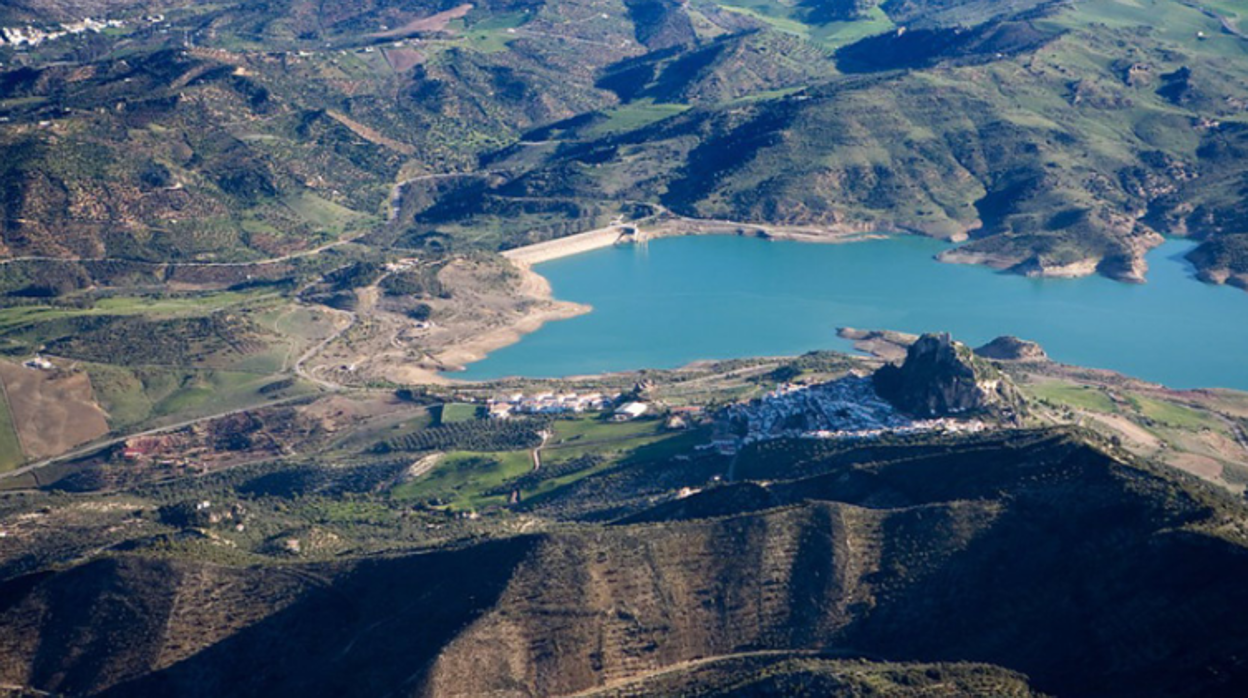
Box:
(503, 227), (627, 265)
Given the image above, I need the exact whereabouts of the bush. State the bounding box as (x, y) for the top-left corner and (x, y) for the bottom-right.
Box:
(381, 268), (446, 298)
(406, 303), (433, 321)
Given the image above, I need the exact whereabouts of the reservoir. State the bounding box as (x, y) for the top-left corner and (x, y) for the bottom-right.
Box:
(459, 235), (1248, 391)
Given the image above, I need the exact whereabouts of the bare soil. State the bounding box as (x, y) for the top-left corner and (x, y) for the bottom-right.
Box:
(0, 361), (109, 460)
(304, 256), (586, 386)
(371, 3), (473, 39)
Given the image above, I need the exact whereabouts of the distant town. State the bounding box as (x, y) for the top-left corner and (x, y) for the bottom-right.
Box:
(478, 373), (989, 461)
(724, 375), (987, 448)
(0, 17), (131, 48)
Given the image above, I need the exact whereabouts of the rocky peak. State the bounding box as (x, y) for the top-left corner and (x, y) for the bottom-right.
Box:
(873, 333), (1024, 419)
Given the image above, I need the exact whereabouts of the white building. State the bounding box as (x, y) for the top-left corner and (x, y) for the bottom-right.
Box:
(613, 402), (649, 421)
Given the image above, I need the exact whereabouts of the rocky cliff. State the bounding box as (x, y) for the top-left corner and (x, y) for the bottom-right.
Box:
(872, 333), (1024, 419)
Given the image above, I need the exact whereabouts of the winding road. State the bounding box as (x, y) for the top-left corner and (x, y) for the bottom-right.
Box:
(0, 228), (375, 269)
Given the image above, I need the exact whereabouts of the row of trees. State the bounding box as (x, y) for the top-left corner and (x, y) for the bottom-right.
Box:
(374, 417), (550, 454)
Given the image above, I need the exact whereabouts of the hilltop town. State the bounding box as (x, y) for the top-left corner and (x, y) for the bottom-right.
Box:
(724, 375), (988, 446)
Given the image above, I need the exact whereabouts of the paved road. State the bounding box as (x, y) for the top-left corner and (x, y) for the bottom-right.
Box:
(0, 229), (375, 269)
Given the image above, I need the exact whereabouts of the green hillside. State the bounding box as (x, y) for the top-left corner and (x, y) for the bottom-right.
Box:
(2, 0), (1246, 285)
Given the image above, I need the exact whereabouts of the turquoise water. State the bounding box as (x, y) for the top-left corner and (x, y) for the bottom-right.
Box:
(459, 235), (1248, 390)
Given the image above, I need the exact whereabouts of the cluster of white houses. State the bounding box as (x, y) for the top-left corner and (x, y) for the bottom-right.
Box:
(0, 18), (125, 48)
(722, 376), (991, 447)
(486, 392), (655, 422)
(486, 389), (624, 417)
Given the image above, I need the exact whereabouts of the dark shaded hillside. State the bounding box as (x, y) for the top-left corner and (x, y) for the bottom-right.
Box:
(3, 429), (1248, 697)
(580, 655), (1046, 697)
(835, 16), (1059, 73)
(623, 0), (697, 50)
(0, 538), (539, 697)
(425, 430), (1248, 698)
(596, 30), (831, 106)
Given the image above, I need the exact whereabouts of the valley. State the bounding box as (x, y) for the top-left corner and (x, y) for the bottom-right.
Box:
(1, 0), (1248, 695)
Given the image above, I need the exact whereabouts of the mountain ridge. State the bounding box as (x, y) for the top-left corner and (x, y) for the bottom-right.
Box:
(4, 428), (1248, 697)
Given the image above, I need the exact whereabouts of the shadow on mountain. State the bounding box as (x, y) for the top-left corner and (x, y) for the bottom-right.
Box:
(836, 17), (1059, 73)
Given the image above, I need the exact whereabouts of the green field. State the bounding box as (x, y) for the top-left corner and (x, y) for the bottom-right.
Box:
(547, 414), (662, 444)
(87, 364), (314, 430)
(1028, 381), (1223, 432)
(0, 289), (275, 334)
(528, 427), (705, 501)
(391, 450), (535, 510)
(584, 101), (691, 137)
(711, 0), (893, 50)
(284, 193), (371, 235)
(438, 403), (482, 424)
(1129, 394), (1219, 431)
(1027, 382), (1119, 413)
(1056, 0), (1245, 60)
(388, 414), (699, 511)
(0, 385), (25, 473)
(455, 10), (530, 53)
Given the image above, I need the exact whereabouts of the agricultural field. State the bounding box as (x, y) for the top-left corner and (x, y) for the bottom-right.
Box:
(386, 412), (702, 510)
(1019, 370), (1248, 491)
(85, 364), (315, 430)
(437, 402), (482, 424)
(0, 290), (276, 336)
(0, 361), (109, 461)
(0, 386), (23, 472)
(1026, 381), (1121, 413)
(391, 449), (535, 510)
(707, 0), (894, 50)
(583, 101), (692, 137)
(0, 288), (336, 461)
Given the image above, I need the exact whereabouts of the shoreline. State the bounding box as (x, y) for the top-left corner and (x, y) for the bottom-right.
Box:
(445, 223), (885, 381)
(432, 263), (590, 382)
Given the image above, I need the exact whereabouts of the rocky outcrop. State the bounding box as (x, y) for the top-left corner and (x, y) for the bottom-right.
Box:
(872, 333), (1024, 419)
(1186, 233), (1248, 292)
(974, 336), (1048, 362)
